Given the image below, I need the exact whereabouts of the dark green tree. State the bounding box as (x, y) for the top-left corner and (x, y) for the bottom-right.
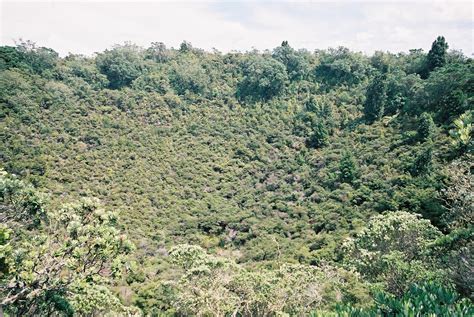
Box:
(314, 47), (373, 88)
(304, 96), (319, 112)
(415, 62), (471, 120)
(339, 151), (359, 183)
(179, 41), (193, 53)
(0, 46), (28, 71)
(410, 146), (433, 176)
(426, 36), (449, 75)
(272, 41), (309, 81)
(364, 73), (387, 122)
(3, 41), (59, 74)
(306, 120), (329, 148)
(237, 56), (288, 102)
(96, 44), (145, 89)
(418, 112), (436, 141)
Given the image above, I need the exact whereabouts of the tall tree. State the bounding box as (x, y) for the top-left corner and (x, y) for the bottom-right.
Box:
(418, 112), (436, 141)
(237, 55), (288, 102)
(306, 120), (329, 148)
(339, 151), (359, 184)
(96, 43), (145, 89)
(410, 146), (434, 176)
(364, 73), (387, 122)
(272, 41), (309, 81)
(423, 36), (449, 78)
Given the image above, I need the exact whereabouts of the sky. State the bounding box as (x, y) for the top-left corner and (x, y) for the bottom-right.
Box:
(0, 0), (472, 56)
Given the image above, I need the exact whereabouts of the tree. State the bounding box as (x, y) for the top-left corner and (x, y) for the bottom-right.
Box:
(364, 73), (387, 122)
(168, 57), (210, 95)
(307, 120), (329, 149)
(418, 112), (436, 141)
(237, 55), (288, 102)
(314, 47), (373, 88)
(96, 43), (145, 89)
(414, 62), (472, 121)
(64, 56), (109, 89)
(342, 211), (443, 295)
(272, 41), (309, 81)
(434, 157), (474, 297)
(0, 172), (136, 316)
(169, 244), (368, 316)
(425, 36), (449, 76)
(335, 282), (473, 316)
(146, 42), (169, 63)
(440, 157), (473, 230)
(0, 46), (29, 71)
(179, 41), (193, 53)
(339, 151), (359, 183)
(14, 40), (59, 75)
(410, 146), (433, 176)
(132, 71), (171, 94)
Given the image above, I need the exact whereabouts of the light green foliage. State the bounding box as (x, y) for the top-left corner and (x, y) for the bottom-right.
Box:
(0, 225), (12, 278)
(319, 282), (473, 316)
(1, 37), (473, 314)
(342, 211), (443, 295)
(168, 56), (210, 96)
(450, 111), (473, 152)
(343, 211), (441, 262)
(0, 170), (46, 227)
(69, 282), (139, 316)
(146, 42), (170, 63)
(132, 71), (171, 94)
(15, 40), (59, 75)
(440, 157), (473, 230)
(429, 227), (474, 300)
(62, 55), (110, 90)
(0, 172), (134, 316)
(436, 157), (474, 298)
(169, 244), (369, 316)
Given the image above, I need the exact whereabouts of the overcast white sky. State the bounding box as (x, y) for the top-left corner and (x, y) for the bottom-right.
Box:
(0, 0), (472, 56)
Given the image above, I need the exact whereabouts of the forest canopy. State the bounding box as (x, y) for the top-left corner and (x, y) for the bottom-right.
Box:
(0, 37), (473, 316)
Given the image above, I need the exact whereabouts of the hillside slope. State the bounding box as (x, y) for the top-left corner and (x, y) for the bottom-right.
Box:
(1, 39), (472, 315)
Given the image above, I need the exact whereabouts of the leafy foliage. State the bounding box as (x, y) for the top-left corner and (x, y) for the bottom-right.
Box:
(342, 211), (444, 295)
(0, 36), (472, 314)
(418, 112), (436, 141)
(323, 282), (473, 316)
(96, 44), (146, 89)
(168, 244), (369, 316)
(237, 55), (288, 101)
(339, 151), (359, 184)
(0, 172), (135, 316)
(425, 36), (449, 76)
(364, 73), (387, 122)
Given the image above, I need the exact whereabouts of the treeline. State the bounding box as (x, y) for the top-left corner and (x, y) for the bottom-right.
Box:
(0, 37), (473, 315)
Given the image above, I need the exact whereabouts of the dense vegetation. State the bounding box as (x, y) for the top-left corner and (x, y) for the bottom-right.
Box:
(1, 37), (473, 316)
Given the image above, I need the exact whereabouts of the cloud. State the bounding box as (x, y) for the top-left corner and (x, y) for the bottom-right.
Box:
(0, 0), (472, 56)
